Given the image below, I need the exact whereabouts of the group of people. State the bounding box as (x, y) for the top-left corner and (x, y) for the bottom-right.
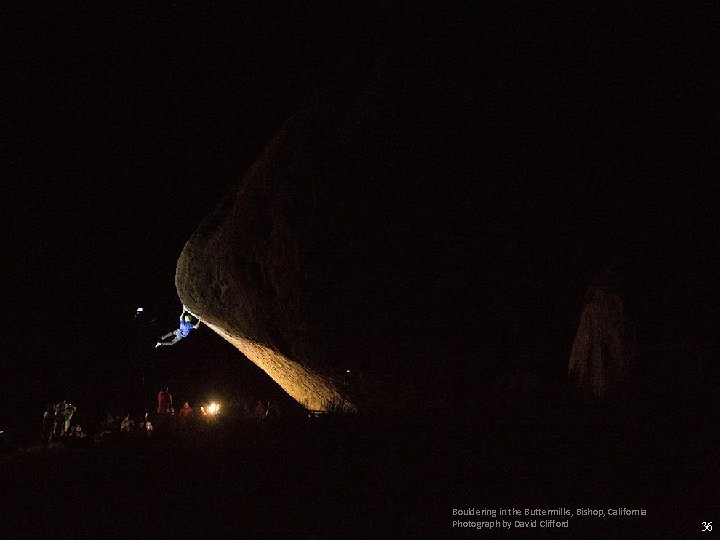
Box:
(39, 307), (285, 445)
(41, 400), (79, 445)
(156, 387), (204, 426)
(158, 388), (281, 425)
(254, 400), (281, 424)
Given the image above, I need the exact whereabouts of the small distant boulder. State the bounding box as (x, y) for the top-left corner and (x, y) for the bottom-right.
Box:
(568, 269), (636, 401)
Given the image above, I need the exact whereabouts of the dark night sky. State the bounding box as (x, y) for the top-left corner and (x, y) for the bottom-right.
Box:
(2, 2), (719, 430)
(2, 1), (413, 426)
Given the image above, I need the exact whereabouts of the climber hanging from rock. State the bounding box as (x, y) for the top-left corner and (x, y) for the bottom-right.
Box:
(155, 307), (201, 347)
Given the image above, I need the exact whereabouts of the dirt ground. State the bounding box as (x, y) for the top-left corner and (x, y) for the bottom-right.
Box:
(0, 398), (717, 538)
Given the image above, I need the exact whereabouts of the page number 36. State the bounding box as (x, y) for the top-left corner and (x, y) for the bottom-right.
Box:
(702, 522), (712, 532)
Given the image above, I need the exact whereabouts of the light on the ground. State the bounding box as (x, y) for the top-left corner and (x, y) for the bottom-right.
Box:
(207, 402), (220, 415)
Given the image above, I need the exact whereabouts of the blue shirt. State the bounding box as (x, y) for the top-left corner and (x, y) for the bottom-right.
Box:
(178, 320), (194, 338)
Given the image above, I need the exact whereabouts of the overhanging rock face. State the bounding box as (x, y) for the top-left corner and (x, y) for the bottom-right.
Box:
(205, 322), (354, 412)
(174, 56), (489, 412)
(175, 14), (711, 412)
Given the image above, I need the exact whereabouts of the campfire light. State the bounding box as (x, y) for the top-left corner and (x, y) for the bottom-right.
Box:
(207, 402), (220, 415)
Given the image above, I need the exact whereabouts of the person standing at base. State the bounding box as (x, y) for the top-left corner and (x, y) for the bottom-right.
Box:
(179, 401), (192, 423)
(254, 400), (267, 424)
(56, 401), (76, 436)
(156, 386), (173, 430)
(41, 403), (57, 446)
(157, 387), (173, 415)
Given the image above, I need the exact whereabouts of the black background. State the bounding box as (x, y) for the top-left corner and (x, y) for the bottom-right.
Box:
(2, 1), (719, 437)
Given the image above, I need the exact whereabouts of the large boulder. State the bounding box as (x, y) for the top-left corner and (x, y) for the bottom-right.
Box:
(174, 11), (701, 411)
(174, 59), (481, 411)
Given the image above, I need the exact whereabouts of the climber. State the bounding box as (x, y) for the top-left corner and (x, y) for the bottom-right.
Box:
(155, 308), (200, 347)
